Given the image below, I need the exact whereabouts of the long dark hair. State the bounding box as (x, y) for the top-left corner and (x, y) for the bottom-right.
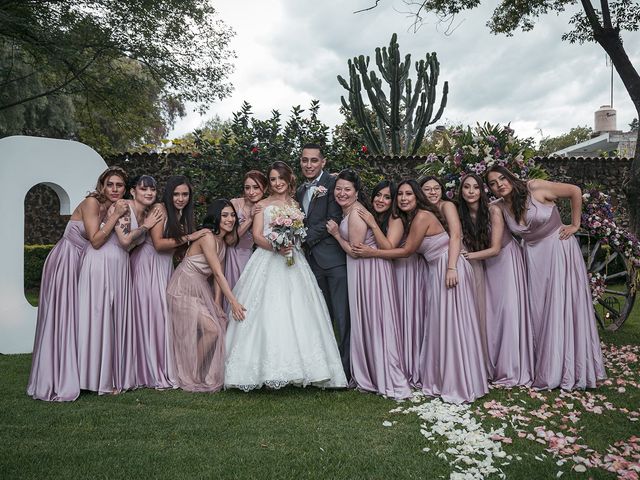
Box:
(370, 180), (396, 235)
(162, 175), (195, 241)
(201, 198), (239, 246)
(336, 169), (371, 211)
(392, 179), (446, 236)
(267, 161), (296, 196)
(457, 174), (491, 252)
(486, 165), (528, 224)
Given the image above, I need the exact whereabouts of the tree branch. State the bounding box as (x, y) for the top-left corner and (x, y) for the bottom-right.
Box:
(0, 48), (104, 111)
(354, 0), (381, 14)
(600, 0), (613, 29)
(580, 0), (603, 34)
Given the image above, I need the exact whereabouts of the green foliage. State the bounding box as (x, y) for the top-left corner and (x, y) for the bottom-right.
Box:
(0, 0), (234, 153)
(337, 33), (448, 156)
(23, 245), (53, 290)
(167, 101), (370, 221)
(536, 125), (594, 156)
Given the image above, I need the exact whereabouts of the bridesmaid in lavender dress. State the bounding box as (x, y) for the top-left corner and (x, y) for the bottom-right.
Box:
(327, 170), (411, 400)
(357, 180), (427, 388)
(354, 180), (488, 404)
(225, 171), (267, 294)
(134, 176), (209, 389)
(167, 200), (246, 393)
(486, 166), (606, 390)
(27, 167), (129, 401)
(77, 174), (162, 395)
(422, 175), (490, 365)
(458, 174), (534, 387)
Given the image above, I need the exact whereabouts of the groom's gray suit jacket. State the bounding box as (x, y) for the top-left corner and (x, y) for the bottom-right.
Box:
(296, 172), (346, 269)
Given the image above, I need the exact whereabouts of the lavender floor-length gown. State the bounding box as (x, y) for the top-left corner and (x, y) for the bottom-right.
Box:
(130, 235), (175, 389)
(77, 214), (137, 394)
(498, 192), (606, 390)
(484, 227), (534, 387)
(340, 217), (411, 400)
(224, 205), (253, 290)
(417, 232), (489, 403)
(27, 220), (88, 401)
(166, 247), (227, 393)
(394, 252), (428, 388)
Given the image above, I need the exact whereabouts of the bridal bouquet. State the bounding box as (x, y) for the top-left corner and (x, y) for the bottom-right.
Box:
(268, 205), (307, 266)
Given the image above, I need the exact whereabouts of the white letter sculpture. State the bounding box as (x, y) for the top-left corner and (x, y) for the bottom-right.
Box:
(0, 136), (107, 353)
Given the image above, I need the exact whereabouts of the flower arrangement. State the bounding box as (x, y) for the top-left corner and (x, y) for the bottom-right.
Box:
(581, 189), (640, 303)
(267, 204), (307, 266)
(588, 272), (607, 305)
(419, 123), (546, 199)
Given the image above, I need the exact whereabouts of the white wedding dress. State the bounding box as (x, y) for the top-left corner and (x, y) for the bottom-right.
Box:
(225, 205), (348, 391)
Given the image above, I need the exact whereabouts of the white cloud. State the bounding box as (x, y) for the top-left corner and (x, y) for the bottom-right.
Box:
(171, 0), (639, 145)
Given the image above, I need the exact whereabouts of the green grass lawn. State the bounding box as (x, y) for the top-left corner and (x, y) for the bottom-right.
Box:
(2, 302), (639, 479)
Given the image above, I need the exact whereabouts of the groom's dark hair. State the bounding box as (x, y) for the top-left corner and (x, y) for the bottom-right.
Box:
(301, 143), (324, 158)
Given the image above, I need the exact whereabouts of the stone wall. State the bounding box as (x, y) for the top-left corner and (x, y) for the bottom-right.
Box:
(23, 153), (632, 244)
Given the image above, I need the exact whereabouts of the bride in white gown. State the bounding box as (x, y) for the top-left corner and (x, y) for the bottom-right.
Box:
(225, 161), (347, 391)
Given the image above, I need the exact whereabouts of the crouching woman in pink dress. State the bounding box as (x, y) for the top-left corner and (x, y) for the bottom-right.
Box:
(167, 199), (246, 393)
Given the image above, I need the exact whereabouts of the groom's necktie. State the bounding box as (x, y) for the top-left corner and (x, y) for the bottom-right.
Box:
(302, 179), (319, 212)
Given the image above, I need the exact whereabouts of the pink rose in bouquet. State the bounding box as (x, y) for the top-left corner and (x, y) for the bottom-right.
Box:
(268, 204), (308, 266)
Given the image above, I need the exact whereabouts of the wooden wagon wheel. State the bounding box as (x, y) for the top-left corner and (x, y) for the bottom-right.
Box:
(577, 232), (637, 331)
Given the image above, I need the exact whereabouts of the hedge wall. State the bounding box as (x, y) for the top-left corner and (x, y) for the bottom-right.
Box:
(24, 245), (53, 290)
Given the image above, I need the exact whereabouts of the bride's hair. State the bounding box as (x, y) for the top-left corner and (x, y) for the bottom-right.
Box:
(267, 161), (296, 196)
(201, 198), (239, 247)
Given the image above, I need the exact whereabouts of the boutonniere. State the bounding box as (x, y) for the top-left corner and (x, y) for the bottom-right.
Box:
(312, 185), (328, 200)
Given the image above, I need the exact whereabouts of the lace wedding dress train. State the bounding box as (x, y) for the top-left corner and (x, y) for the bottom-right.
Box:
(224, 205), (347, 391)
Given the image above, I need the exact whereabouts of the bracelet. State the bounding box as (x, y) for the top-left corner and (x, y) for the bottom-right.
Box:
(140, 225), (148, 233)
(447, 267), (457, 271)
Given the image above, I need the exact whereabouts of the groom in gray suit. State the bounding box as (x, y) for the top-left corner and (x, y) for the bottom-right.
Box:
(296, 143), (350, 380)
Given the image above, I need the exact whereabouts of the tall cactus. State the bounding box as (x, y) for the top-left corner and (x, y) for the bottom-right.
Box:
(337, 33), (449, 156)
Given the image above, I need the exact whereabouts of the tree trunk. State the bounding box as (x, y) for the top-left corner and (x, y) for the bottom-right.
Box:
(625, 128), (640, 235)
(591, 27), (640, 235)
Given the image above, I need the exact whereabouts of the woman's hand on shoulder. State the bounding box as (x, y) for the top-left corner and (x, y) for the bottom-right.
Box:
(189, 228), (212, 243)
(113, 199), (129, 217)
(253, 201), (266, 217)
(143, 207), (163, 229)
(357, 207), (377, 228)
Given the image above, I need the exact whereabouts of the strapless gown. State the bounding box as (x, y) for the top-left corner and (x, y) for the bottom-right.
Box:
(130, 234), (176, 389)
(340, 216), (411, 400)
(27, 220), (88, 401)
(417, 231), (489, 403)
(225, 205), (347, 391)
(483, 226), (534, 386)
(77, 213), (136, 394)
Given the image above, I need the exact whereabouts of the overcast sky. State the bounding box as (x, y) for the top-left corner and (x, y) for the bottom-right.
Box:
(170, 0), (639, 144)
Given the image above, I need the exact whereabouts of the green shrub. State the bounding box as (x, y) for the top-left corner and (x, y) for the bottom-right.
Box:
(24, 245), (54, 290)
